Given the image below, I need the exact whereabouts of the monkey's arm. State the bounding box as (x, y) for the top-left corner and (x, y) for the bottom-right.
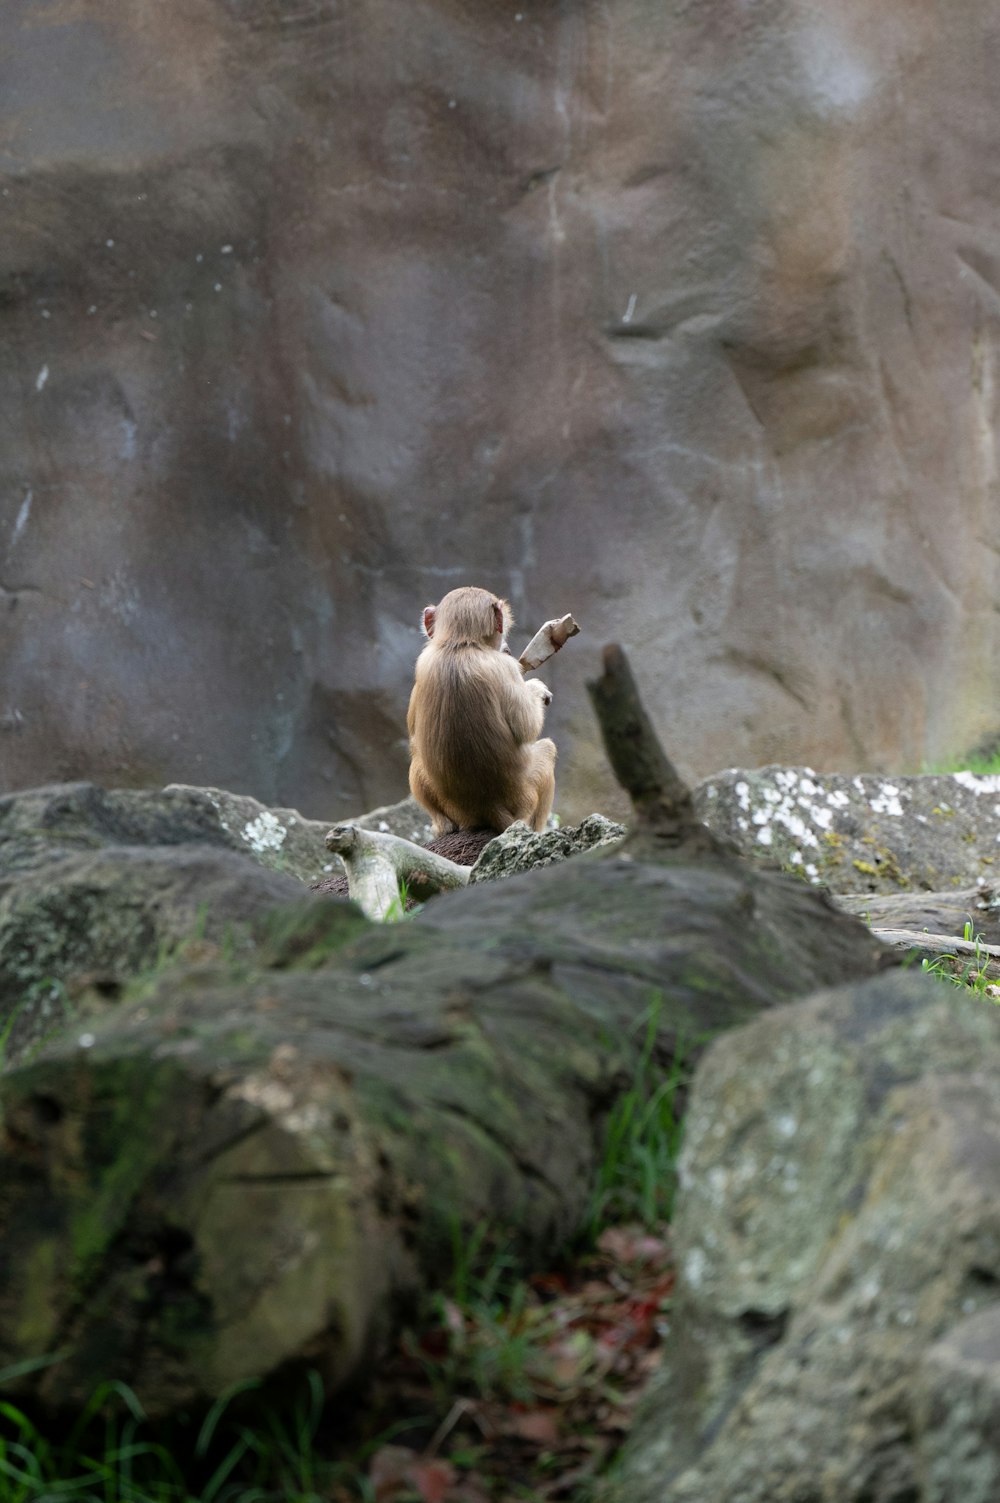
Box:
(325, 824), (470, 922)
(496, 655), (548, 743)
(518, 614), (580, 673)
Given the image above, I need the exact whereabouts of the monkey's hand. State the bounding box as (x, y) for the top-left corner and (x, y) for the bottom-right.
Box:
(531, 679), (553, 708)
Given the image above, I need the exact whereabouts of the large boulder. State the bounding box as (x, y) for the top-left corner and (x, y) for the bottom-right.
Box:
(0, 782), (369, 1065)
(695, 767), (1000, 894)
(3, 3), (1000, 819)
(618, 970), (1000, 1503)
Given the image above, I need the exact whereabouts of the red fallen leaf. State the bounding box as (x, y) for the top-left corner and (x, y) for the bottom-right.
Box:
(370, 1444), (419, 1500)
(411, 1458), (456, 1503)
(505, 1407), (562, 1446)
(369, 1447), (456, 1503)
(578, 1279), (618, 1304)
(447, 1480), (492, 1503)
(597, 1225), (671, 1266)
(415, 1327), (451, 1359)
(530, 1271), (571, 1298)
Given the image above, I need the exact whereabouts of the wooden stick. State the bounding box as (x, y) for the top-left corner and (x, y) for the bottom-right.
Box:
(324, 825), (470, 922)
(518, 614), (580, 673)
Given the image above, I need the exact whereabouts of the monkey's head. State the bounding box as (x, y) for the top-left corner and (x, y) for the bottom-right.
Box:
(422, 586), (513, 650)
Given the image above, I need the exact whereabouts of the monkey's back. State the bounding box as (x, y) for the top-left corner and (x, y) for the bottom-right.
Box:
(408, 643), (531, 821)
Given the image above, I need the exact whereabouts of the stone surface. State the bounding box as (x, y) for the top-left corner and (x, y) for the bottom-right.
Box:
(0, 818), (887, 1416)
(3, 3), (1000, 820)
(0, 781), (367, 1065)
(618, 970), (1000, 1503)
(0, 845), (324, 1067)
(835, 887), (1000, 948)
(695, 767), (1000, 893)
(914, 1307), (1000, 1503)
(350, 796), (435, 847)
(0, 781), (335, 885)
(468, 814), (625, 883)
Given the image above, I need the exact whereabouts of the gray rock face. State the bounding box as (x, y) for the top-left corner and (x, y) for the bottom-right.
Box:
(350, 796), (434, 847)
(619, 970), (1000, 1503)
(1, 781), (335, 886)
(915, 1308), (1000, 1503)
(0, 782), (363, 1064)
(468, 814), (625, 883)
(4, 4), (1000, 819)
(695, 767), (1000, 893)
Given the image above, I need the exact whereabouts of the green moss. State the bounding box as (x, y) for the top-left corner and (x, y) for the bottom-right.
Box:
(14, 1237), (61, 1352)
(254, 898), (370, 970)
(69, 1060), (185, 1289)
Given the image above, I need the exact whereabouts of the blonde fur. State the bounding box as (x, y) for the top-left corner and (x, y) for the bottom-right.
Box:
(407, 586), (557, 836)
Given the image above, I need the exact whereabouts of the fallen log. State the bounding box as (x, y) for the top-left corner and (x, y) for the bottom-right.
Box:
(869, 926), (1000, 982)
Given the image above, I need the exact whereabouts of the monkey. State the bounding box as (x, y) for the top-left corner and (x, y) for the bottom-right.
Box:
(407, 586), (557, 837)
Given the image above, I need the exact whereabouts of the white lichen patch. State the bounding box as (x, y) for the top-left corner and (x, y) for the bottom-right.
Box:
(954, 770), (1000, 796)
(202, 790), (233, 833)
(227, 1075), (295, 1115)
(736, 771), (835, 854)
(685, 1247), (708, 1290)
(870, 784), (904, 817)
(242, 811), (287, 852)
(285, 1103), (329, 1135)
(707, 1166), (729, 1203)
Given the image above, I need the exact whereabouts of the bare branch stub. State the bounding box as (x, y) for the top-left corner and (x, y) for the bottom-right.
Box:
(587, 643), (722, 851)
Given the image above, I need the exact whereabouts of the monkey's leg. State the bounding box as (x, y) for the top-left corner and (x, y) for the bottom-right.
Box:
(525, 738), (557, 832)
(408, 760), (459, 837)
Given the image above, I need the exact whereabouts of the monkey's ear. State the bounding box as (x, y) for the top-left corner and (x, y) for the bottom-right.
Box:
(493, 601), (504, 638)
(422, 606), (437, 639)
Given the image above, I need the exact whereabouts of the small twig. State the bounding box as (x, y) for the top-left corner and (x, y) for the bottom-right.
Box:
(424, 1397), (480, 1458)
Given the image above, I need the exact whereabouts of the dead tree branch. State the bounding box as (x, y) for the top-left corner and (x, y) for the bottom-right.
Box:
(325, 825), (470, 921)
(587, 643), (723, 852)
(871, 927), (1000, 982)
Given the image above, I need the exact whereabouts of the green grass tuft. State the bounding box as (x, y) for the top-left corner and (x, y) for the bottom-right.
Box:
(584, 998), (696, 1239)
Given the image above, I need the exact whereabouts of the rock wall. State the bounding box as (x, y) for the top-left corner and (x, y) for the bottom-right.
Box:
(3, 0), (1000, 819)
